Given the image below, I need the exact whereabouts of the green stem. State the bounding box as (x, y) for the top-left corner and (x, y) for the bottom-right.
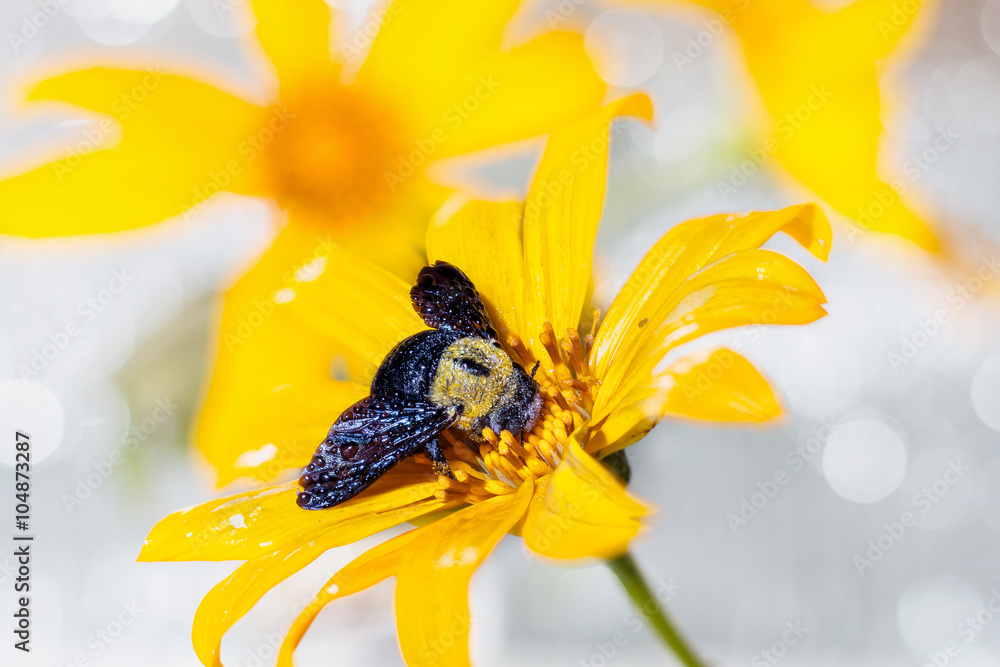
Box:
(607, 552), (707, 667)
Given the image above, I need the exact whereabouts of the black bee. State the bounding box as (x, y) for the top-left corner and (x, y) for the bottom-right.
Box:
(297, 261), (542, 510)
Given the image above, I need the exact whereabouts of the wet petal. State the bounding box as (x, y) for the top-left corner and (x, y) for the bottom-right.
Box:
(590, 348), (782, 456)
(195, 220), (358, 485)
(278, 241), (427, 369)
(277, 529), (424, 667)
(592, 203), (830, 380)
(225, 379), (368, 483)
(198, 192), (440, 484)
(595, 248), (827, 420)
(395, 483), (531, 667)
(277, 486), (530, 667)
(426, 199), (526, 345)
(137, 473), (440, 562)
(520, 94), (653, 369)
(190, 496), (446, 667)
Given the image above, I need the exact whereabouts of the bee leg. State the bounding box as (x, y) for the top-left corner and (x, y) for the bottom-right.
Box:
(424, 438), (455, 479)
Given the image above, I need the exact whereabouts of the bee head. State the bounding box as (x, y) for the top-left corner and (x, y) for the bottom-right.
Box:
(431, 337), (541, 438)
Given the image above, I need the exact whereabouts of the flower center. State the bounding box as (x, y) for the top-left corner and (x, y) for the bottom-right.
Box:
(264, 79), (410, 220)
(421, 318), (602, 505)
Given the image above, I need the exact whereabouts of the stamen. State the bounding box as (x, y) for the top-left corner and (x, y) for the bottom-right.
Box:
(423, 324), (604, 505)
(507, 333), (533, 367)
(583, 308), (601, 366)
(562, 328), (586, 376)
(540, 321), (564, 368)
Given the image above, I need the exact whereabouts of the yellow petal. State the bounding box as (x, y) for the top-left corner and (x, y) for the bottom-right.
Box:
(589, 348), (781, 456)
(522, 437), (648, 560)
(354, 0), (520, 133)
(835, 0), (931, 55)
(658, 348), (781, 422)
(591, 203), (830, 380)
(431, 32), (607, 158)
(225, 379), (367, 484)
(190, 496), (448, 667)
(195, 220), (356, 486)
(278, 241), (427, 369)
(198, 196), (437, 485)
(0, 68), (263, 236)
(137, 473), (439, 562)
(277, 487), (530, 667)
(426, 199), (526, 345)
(678, 0), (940, 249)
(395, 483), (531, 667)
(277, 528), (424, 667)
(312, 182), (447, 281)
(251, 0), (335, 83)
(595, 248), (827, 420)
(521, 94), (653, 369)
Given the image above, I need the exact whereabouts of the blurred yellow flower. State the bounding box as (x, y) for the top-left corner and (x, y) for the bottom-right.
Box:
(0, 0), (614, 477)
(661, 0), (940, 251)
(139, 95), (832, 667)
(1, 0), (606, 244)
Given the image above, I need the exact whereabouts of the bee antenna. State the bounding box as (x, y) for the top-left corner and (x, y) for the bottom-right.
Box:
(530, 361), (540, 379)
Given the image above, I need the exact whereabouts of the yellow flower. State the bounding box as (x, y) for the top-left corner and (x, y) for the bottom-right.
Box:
(1, 0), (606, 245)
(139, 95), (831, 666)
(0, 0), (612, 478)
(661, 0), (940, 251)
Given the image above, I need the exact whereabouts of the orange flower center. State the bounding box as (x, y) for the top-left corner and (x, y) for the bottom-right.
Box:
(422, 319), (602, 504)
(264, 79), (411, 220)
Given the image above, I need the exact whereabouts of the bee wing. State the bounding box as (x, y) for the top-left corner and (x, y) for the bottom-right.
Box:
(410, 261), (499, 342)
(297, 394), (458, 510)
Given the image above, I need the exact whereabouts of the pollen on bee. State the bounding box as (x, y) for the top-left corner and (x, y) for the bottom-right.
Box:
(421, 322), (602, 505)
